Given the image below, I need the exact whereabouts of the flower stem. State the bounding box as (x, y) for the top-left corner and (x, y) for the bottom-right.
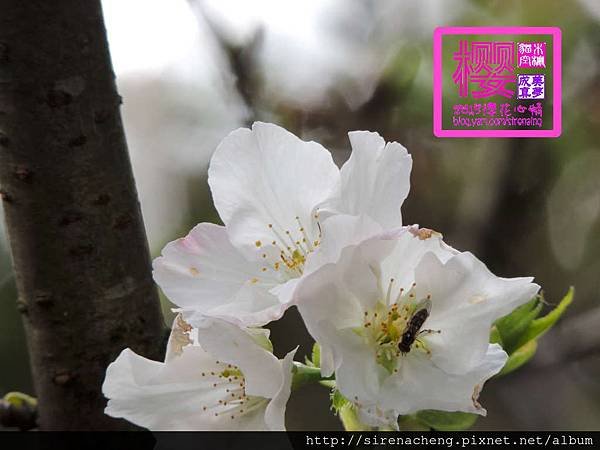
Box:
(291, 362), (333, 391)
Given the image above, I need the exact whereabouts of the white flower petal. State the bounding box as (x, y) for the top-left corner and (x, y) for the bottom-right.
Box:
(269, 278), (301, 308)
(264, 348), (297, 431)
(305, 225), (457, 310)
(208, 122), (339, 259)
(297, 246), (380, 340)
(379, 344), (507, 415)
(305, 225), (457, 311)
(195, 318), (283, 399)
(153, 223), (286, 327)
(303, 214), (383, 275)
(415, 252), (540, 374)
(322, 131), (412, 228)
(296, 246), (385, 385)
(103, 346), (234, 430)
(356, 405), (400, 431)
(103, 320), (295, 431)
(297, 227), (533, 420)
(327, 327), (385, 405)
(378, 226), (458, 296)
(319, 345), (336, 379)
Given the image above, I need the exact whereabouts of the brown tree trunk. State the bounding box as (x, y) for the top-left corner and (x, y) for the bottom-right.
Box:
(0, 0), (165, 430)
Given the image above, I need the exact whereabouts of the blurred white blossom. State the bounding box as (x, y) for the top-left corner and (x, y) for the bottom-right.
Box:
(194, 0), (469, 109)
(103, 0), (248, 248)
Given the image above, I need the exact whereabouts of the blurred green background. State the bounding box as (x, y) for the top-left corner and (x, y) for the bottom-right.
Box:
(1, 0), (599, 430)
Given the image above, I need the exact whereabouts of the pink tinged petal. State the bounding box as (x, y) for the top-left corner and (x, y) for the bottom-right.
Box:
(415, 251), (540, 374)
(322, 131), (412, 229)
(153, 223), (286, 327)
(208, 122), (340, 259)
(379, 344), (507, 415)
(195, 318), (283, 399)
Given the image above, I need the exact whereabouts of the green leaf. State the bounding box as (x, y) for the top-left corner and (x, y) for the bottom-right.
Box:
(514, 287), (574, 349)
(497, 339), (538, 376)
(312, 342), (321, 368)
(415, 410), (478, 431)
(494, 297), (542, 353)
(398, 415), (431, 431)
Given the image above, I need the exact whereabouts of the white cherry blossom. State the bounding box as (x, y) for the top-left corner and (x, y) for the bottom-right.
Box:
(296, 226), (540, 428)
(153, 122), (412, 326)
(102, 315), (296, 430)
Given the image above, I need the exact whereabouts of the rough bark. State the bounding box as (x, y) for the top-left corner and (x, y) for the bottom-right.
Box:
(0, 0), (165, 430)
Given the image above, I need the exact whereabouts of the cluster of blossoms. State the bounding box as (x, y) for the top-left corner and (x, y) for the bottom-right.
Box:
(102, 122), (540, 430)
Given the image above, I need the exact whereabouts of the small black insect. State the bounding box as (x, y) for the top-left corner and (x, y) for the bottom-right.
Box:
(398, 299), (432, 354)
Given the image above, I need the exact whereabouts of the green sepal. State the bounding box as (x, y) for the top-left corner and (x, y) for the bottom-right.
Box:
(338, 403), (369, 431)
(494, 297), (542, 353)
(329, 388), (370, 431)
(312, 342), (321, 368)
(497, 339), (538, 377)
(330, 389), (348, 413)
(514, 287), (574, 349)
(495, 287), (573, 377)
(489, 325), (503, 346)
(415, 410), (478, 431)
(329, 390), (372, 431)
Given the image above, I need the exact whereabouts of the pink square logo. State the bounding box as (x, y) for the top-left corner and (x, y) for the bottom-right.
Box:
(433, 27), (561, 138)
